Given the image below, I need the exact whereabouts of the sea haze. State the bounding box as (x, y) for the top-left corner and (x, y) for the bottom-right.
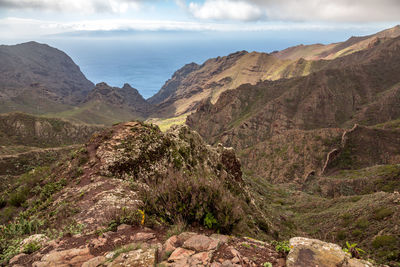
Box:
(34, 28), (381, 99)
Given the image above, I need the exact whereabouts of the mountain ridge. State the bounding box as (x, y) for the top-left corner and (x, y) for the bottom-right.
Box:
(147, 25), (400, 118)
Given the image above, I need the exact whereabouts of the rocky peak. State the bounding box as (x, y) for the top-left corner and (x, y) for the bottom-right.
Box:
(86, 82), (152, 115)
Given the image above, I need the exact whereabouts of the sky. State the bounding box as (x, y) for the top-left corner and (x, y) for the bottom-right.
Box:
(0, 0), (399, 40)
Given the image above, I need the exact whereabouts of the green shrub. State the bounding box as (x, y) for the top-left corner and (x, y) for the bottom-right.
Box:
(372, 208), (394, 220)
(23, 241), (41, 254)
(39, 179), (67, 200)
(355, 218), (369, 230)
(271, 240), (291, 254)
(372, 235), (397, 249)
(204, 213), (218, 229)
(336, 230), (347, 241)
(352, 229), (363, 237)
(341, 213), (353, 226)
(141, 171), (244, 234)
(0, 206), (16, 224)
(8, 188), (29, 207)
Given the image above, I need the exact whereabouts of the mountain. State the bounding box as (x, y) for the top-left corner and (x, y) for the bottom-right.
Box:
(47, 82), (153, 125)
(0, 41), (158, 125)
(273, 25), (400, 60)
(0, 41), (94, 112)
(187, 36), (400, 150)
(148, 25), (400, 118)
(185, 32), (400, 265)
(2, 26), (400, 266)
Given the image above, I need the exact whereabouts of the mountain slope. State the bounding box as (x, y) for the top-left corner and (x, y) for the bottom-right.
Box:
(187, 36), (400, 150)
(148, 26), (400, 118)
(273, 25), (400, 60)
(0, 41), (94, 107)
(45, 82), (154, 125)
(0, 112), (103, 148)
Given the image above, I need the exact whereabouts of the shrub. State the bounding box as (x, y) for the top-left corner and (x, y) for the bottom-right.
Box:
(0, 207), (16, 224)
(372, 208), (394, 220)
(372, 235), (397, 249)
(141, 171), (244, 234)
(271, 240), (291, 254)
(23, 241), (41, 254)
(355, 218), (369, 230)
(336, 230), (347, 241)
(0, 197), (6, 209)
(204, 213), (218, 229)
(105, 207), (143, 231)
(8, 188), (29, 207)
(352, 229), (363, 237)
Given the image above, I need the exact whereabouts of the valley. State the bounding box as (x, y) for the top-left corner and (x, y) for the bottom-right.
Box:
(0, 25), (400, 267)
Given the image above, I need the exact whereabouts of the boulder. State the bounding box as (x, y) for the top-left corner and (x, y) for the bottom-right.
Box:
(168, 247), (195, 262)
(287, 237), (347, 267)
(131, 232), (156, 242)
(32, 248), (93, 267)
(182, 234), (220, 252)
(163, 235), (179, 254)
(287, 237), (375, 267)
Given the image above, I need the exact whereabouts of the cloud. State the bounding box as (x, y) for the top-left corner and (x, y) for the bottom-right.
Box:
(188, 0), (262, 21)
(1, 16), (392, 40)
(0, 0), (142, 13)
(185, 0), (400, 22)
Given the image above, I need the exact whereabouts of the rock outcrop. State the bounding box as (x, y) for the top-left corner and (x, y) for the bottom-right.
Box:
(85, 82), (153, 117)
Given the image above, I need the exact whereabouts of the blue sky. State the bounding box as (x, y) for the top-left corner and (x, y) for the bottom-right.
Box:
(0, 0), (399, 40)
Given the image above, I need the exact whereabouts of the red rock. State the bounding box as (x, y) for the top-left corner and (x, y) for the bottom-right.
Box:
(168, 248), (195, 262)
(192, 251), (213, 264)
(163, 235), (179, 254)
(131, 232), (155, 242)
(183, 234), (220, 252)
(176, 232), (197, 243)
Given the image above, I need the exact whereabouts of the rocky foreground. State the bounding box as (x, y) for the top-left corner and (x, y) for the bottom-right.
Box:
(9, 227), (375, 267)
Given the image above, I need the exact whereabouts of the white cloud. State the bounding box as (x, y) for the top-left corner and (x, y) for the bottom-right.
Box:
(186, 0), (400, 22)
(0, 0), (141, 14)
(188, 0), (262, 21)
(1, 16), (391, 40)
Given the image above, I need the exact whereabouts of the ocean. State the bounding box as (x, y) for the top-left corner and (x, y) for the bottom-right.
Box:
(35, 29), (379, 99)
